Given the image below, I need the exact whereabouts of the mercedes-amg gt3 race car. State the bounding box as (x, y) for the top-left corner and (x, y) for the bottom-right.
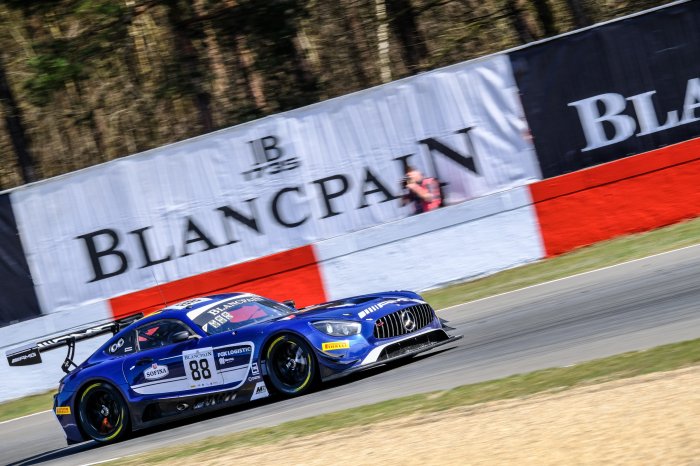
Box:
(6, 291), (461, 444)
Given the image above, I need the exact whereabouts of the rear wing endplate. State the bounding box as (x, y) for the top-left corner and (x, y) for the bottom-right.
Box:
(5, 313), (143, 373)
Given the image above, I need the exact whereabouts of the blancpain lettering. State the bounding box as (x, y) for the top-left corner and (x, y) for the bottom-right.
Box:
(568, 77), (700, 152)
(73, 129), (483, 283)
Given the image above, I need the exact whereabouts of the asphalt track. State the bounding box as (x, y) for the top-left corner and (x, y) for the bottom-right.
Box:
(3, 244), (700, 466)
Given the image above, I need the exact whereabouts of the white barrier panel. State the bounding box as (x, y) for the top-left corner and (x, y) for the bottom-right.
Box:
(0, 301), (112, 402)
(315, 186), (545, 299)
(0, 335), (109, 403)
(0, 300), (112, 350)
(10, 54), (538, 317)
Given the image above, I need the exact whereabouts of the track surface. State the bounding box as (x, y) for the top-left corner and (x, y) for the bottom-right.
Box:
(3, 244), (700, 466)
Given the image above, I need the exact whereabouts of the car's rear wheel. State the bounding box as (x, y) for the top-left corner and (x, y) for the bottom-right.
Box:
(78, 382), (130, 443)
(265, 334), (317, 396)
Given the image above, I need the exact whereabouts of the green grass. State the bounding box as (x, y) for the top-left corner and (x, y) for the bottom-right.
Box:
(1, 216), (699, 424)
(117, 337), (700, 464)
(423, 216), (700, 309)
(0, 390), (54, 422)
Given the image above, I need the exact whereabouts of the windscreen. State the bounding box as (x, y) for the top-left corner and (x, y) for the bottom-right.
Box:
(188, 296), (292, 335)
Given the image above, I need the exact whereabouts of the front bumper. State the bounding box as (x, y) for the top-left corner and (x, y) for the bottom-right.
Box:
(322, 328), (462, 381)
(54, 390), (86, 444)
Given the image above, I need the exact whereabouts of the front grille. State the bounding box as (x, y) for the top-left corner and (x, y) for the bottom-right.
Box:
(373, 304), (435, 339)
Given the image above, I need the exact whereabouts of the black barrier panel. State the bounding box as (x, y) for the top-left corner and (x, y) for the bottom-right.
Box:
(511, 1), (700, 178)
(0, 193), (41, 327)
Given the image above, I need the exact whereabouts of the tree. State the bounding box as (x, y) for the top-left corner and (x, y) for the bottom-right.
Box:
(531, 0), (558, 36)
(0, 53), (36, 183)
(162, 0), (214, 133)
(386, 0), (428, 74)
(566, 0), (592, 28)
(506, 0), (536, 43)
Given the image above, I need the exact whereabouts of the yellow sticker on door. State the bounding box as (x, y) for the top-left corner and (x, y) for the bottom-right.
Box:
(322, 341), (350, 351)
(55, 406), (71, 415)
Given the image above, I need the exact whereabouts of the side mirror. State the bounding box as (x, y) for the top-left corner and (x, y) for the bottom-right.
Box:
(171, 330), (191, 343)
(282, 299), (296, 309)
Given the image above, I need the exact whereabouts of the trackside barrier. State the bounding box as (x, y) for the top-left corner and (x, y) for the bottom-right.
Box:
(315, 186), (545, 299)
(530, 137), (700, 256)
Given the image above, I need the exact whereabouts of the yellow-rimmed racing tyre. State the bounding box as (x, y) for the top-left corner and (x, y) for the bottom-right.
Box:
(265, 334), (317, 396)
(78, 382), (130, 443)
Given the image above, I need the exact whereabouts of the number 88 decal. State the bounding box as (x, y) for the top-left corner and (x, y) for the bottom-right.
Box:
(188, 359), (212, 380)
(182, 347), (220, 387)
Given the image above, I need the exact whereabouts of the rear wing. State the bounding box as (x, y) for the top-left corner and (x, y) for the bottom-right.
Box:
(5, 313), (143, 373)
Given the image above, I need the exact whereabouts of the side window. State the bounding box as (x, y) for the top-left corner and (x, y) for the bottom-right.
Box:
(136, 319), (192, 351)
(107, 331), (136, 356)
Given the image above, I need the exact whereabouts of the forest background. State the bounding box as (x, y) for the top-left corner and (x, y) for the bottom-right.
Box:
(0, 0), (673, 189)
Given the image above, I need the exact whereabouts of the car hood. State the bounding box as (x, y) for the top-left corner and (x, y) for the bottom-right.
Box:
(294, 291), (427, 321)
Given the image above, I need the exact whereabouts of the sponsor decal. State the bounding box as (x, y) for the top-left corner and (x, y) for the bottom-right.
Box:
(358, 299), (406, 318)
(217, 346), (252, 366)
(143, 363), (169, 381)
(250, 381), (269, 401)
(211, 297), (263, 312)
(11, 352), (38, 364)
(183, 347), (222, 388)
(251, 362), (260, 376)
(219, 347), (252, 357)
(322, 341), (350, 351)
(170, 297), (212, 310)
(55, 406), (71, 415)
(218, 356), (237, 366)
(184, 348), (214, 362)
(109, 338), (124, 354)
(248, 375), (262, 383)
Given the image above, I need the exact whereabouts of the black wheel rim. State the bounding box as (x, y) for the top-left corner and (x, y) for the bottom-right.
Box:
(270, 339), (311, 390)
(81, 387), (122, 439)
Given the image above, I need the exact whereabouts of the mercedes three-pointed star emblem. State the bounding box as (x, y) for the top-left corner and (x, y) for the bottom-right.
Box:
(401, 310), (416, 331)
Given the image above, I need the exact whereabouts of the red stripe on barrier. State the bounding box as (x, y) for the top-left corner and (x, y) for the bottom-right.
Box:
(109, 245), (327, 319)
(530, 138), (700, 257)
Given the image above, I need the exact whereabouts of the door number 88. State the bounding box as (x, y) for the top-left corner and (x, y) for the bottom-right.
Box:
(189, 359), (212, 380)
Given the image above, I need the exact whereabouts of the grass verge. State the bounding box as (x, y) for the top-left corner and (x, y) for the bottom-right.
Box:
(1, 216), (699, 423)
(117, 337), (700, 464)
(0, 390), (54, 422)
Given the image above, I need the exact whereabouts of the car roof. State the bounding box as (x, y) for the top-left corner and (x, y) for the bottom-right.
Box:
(122, 292), (258, 326)
(161, 292), (250, 312)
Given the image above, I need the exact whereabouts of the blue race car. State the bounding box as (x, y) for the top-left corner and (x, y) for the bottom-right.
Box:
(6, 291), (461, 444)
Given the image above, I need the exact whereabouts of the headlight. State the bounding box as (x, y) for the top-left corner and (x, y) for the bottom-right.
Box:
(311, 320), (361, 337)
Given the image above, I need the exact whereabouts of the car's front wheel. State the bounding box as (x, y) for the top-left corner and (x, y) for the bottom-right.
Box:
(78, 382), (130, 443)
(265, 334), (317, 396)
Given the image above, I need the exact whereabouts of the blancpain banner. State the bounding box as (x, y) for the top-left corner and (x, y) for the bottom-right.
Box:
(10, 54), (539, 315)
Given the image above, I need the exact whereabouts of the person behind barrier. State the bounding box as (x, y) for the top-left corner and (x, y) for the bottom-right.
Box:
(400, 166), (442, 215)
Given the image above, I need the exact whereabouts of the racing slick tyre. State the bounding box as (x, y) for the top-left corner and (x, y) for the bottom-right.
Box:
(265, 334), (317, 396)
(78, 382), (130, 443)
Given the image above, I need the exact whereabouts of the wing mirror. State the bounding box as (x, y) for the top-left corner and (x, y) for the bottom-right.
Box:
(282, 299), (296, 309)
(171, 330), (193, 343)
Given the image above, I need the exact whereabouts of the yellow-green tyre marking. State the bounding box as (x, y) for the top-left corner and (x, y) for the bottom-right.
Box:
(266, 334), (316, 395)
(78, 382), (128, 442)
